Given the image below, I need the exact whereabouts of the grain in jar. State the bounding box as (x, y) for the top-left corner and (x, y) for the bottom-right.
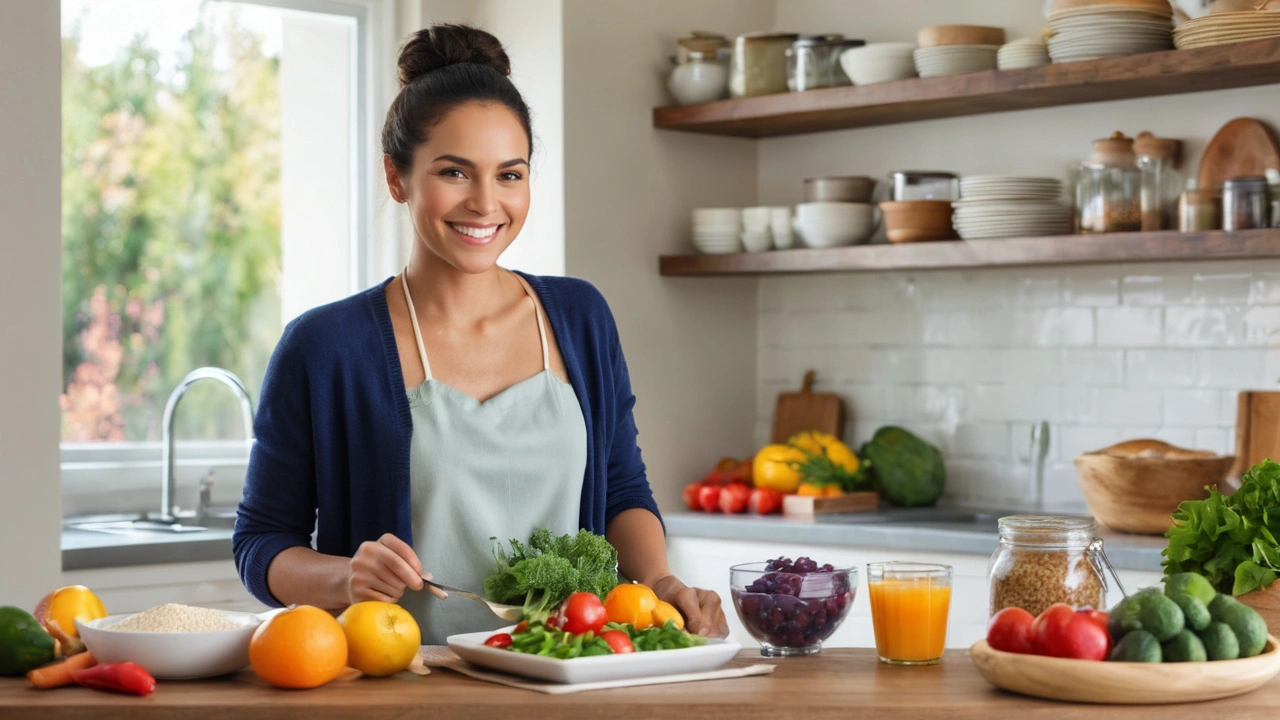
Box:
(988, 515), (1107, 617)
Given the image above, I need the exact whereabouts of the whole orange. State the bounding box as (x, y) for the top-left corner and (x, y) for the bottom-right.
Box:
(604, 583), (659, 629)
(33, 585), (107, 639)
(337, 601), (421, 677)
(250, 606), (348, 689)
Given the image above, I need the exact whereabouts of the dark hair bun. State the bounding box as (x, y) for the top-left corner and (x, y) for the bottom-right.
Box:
(397, 24), (511, 88)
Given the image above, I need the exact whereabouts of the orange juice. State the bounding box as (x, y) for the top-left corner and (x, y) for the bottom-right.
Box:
(868, 577), (951, 664)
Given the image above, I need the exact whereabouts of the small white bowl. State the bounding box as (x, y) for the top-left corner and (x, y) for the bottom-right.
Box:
(840, 43), (918, 85)
(741, 230), (773, 253)
(794, 202), (879, 248)
(78, 611), (262, 680)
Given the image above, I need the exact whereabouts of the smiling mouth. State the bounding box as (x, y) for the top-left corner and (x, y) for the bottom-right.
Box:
(447, 222), (502, 246)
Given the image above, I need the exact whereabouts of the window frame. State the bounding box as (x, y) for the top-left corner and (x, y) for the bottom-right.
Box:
(58, 0), (397, 512)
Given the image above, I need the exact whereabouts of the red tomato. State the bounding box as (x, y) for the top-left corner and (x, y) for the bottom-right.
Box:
(1032, 603), (1109, 661)
(697, 484), (722, 513)
(483, 633), (513, 648)
(718, 483), (752, 514)
(986, 607), (1036, 654)
(1078, 607), (1112, 655)
(600, 630), (635, 654)
(557, 592), (609, 635)
(544, 615), (560, 630)
(683, 483), (705, 512)
(747, 487), (783, 515)
(513, 620), (529, 634)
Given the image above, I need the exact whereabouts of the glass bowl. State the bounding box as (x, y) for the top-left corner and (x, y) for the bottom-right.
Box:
(729, 558), (857, 656)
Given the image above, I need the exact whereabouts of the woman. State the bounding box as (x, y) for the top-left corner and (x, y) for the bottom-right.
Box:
(232, 24), (728, 644)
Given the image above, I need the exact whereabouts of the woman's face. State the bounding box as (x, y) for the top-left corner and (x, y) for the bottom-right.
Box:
(386, 101), (530, 275)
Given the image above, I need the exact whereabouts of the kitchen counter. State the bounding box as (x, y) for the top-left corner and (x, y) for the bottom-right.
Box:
(61, 528), (233, 571)
(664, 510), (1168, 573)
(3, 649), (1277, 719)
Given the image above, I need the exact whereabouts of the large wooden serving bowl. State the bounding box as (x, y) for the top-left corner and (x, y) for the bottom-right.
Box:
(970, 636), (1280, 704)
(1073, 439), (1235, 535)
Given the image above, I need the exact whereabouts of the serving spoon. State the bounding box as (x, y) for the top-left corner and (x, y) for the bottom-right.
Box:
(422, 578), (524, 622)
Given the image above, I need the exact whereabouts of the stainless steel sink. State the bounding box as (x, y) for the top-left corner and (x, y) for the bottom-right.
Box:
(63, 510), (237, 535)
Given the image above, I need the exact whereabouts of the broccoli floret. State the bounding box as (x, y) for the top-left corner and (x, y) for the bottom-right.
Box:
(483, 529), (619, 620)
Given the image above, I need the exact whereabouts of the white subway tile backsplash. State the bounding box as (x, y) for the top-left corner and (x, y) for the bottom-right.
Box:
(1122, 274), (1192, 306)
(1125, 350), (1195, 388)
(1092, 389), (1164, 426)
(1164, 307), (1245, 347)
(1192, 273), (1252, 305)
(1195, 350), (1266, 388)
(1162, 390), (1221, 427)
(1097, 307), (1163, 347)
(757, 262), (1280, 509)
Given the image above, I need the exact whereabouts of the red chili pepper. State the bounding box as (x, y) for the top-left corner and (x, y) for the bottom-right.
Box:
(72, 661), (156, 696)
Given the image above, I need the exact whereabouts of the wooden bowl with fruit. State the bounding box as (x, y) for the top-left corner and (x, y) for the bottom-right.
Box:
(974, 573), (1280, 704)
(1073, 439), (1235, 535)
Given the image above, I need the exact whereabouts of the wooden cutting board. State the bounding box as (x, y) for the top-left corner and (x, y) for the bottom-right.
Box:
(771, 370), (845, 444)
(1232, 390), (1280, 483)
(1197, 117), (1280, 190)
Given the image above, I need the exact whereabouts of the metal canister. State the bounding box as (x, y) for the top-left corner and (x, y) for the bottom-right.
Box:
(1223, 176), (1271, 230)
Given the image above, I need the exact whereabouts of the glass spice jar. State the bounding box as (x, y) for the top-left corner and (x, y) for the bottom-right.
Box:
(1135, 131), (1182, 232)
(1074, 132), (1142, 234)
(988, 515), (1118, 618)
(1223, 176), (1271, 231)
(1178, 185), (1222, 232)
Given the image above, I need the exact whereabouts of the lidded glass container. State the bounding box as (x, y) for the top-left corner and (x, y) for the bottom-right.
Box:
(1223, 176), (1272, 231)
(988, 515), (1117, 618)
(1135, 131), (1182, 232)
(1075, 131), (1142, 234)
(730, 32), (800, 98)
(785, 34), (864, 92)
(668, 34), (730, 106)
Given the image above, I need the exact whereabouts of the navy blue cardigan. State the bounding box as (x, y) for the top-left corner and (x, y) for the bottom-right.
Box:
(232, 273), (661, 607)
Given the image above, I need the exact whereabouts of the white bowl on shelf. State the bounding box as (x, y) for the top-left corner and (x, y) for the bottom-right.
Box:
(839, 43), (918, 85)
(793, 201), (879, 248)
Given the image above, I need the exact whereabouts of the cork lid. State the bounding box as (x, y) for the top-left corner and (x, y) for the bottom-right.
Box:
(1134, 131), (1182, 165)
(678, 31), (728, 56)
(1090, 131), (1136, 167)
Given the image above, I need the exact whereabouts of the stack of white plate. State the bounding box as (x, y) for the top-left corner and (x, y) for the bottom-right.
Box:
(1173, 10), (1280, 50)
(997, 39), (1050, 69)
(953, 176), (1071, 240)
(913, 44), (999, 77)
(691, 208), (742, 254)
(1046, 5), (1173, 63)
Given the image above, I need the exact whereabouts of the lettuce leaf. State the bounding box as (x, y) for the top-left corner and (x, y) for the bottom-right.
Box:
(1163, 459), (1280, 595)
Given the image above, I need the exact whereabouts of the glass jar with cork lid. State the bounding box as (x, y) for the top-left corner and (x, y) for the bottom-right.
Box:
(1135, 131), (1182, 231)
(988, 515), (1122, 618)
(1074, 131), (1142, 234)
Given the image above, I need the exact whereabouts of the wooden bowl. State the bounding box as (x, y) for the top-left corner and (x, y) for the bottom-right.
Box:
(970, 636), (1280, 704)
(1049, 0), (1174, 17)
(878, 200), (957, 243)
(1073, 439), (1235, 535)
(917, 25), (1006, 48)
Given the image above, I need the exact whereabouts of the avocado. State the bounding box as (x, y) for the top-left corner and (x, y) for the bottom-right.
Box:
(1110, 588), (1164, 640)
(1162, 629), (1207, 662)
(1169, 593), (1211, 632)
(0, 606), (56, 676)
(1111, 629), (1162, 663)
(1209, 594), (1268, 658)
(1165, 572), (1217, 606)
(1198, 621), (1241, 661)
(1138, 594), (1186, 642)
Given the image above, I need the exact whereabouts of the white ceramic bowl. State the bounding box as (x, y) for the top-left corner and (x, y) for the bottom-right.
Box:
(840, 43), (918, 85)
(78, 611), (262, 680)
(741, 231), (773, 253)
(793, 202), (878, 248)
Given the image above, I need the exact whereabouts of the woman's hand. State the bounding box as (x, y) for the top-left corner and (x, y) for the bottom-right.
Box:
(650, 574), (728, 638)
(347, 533), (445, 604)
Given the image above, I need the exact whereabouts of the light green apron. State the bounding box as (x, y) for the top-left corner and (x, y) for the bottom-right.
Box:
(396, 271), (586, 645)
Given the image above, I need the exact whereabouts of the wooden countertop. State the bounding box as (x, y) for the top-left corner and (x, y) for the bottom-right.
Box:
(3, 648), (1279, 720)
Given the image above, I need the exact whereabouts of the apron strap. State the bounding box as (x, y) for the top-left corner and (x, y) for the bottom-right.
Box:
(400, 271), (433, 381)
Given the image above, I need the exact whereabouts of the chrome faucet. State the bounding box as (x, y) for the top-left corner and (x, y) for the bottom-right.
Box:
(158, 367), (255, 522)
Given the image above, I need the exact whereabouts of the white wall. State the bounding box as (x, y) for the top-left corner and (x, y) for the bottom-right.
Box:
(0, 1), (64, 608)
(757, 0), (1280, 510)
(562, 0), (775, 509)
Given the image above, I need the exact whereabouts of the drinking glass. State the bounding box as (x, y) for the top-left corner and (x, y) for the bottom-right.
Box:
(867, 561), (952, 666)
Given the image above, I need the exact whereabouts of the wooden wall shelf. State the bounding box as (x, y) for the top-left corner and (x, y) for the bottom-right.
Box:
(658, 229), (1280, 276)
(652, 38), (1280, 138)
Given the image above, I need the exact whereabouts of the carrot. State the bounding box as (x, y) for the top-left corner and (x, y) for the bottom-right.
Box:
(28, 652), (97, 689)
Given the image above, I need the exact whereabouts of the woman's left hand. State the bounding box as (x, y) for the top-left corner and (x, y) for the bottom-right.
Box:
(650, 574), (729, 638)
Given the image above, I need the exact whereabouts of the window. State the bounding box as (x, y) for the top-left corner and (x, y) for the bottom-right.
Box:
(60, 0), (380, 517)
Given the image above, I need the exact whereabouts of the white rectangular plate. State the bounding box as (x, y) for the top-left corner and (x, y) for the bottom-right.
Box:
(446, 627), (742, 684)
